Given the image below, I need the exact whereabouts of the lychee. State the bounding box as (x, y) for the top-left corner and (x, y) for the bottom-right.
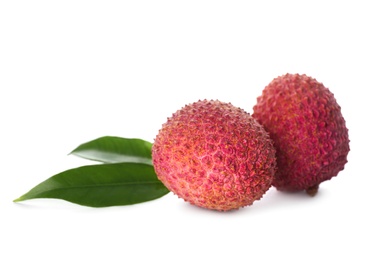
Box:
(152, 100), (276, 211)
(252, 73), (350, 196)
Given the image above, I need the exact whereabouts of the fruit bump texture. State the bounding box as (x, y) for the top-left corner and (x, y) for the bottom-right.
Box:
(253, 74), (350, 194)
(152, 100), (276, 211)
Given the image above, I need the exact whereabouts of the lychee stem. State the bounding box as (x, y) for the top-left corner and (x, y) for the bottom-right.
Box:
(306, 184), (319, 197)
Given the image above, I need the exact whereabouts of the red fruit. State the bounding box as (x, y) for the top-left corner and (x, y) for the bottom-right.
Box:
(253, 74), (350, 196)
(152, 100), (276, 211)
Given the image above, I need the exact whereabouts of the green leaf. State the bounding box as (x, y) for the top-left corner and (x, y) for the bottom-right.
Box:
(70, 136), (153, 165)
(14, 163), (169, 207)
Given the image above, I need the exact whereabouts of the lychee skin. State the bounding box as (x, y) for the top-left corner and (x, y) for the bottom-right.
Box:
(152, 100), (276, 211)
(252, 74), (350, 195)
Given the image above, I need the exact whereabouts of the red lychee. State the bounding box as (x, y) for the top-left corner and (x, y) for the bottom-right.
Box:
(252, 74), (350, 196)
(152, 100), (277, 211)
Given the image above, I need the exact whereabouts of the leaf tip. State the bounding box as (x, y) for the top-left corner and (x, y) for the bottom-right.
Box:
(13, 197), (23, 203)
(68, 149), (76, 156)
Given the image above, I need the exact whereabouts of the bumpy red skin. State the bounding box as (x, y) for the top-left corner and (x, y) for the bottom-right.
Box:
(152, 100), (276, 211)
(253, 74), (350, 194)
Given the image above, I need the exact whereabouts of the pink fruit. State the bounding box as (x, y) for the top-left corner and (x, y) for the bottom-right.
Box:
(253, 74), (350, 196)
(152, 100), (276, 211)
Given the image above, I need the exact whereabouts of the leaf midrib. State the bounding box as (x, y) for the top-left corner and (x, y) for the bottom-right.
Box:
(16, 180), (166, 201)
(44, 180), (164, 190)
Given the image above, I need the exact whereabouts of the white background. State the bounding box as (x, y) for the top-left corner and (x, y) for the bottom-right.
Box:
(1, 1), (389, 259)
